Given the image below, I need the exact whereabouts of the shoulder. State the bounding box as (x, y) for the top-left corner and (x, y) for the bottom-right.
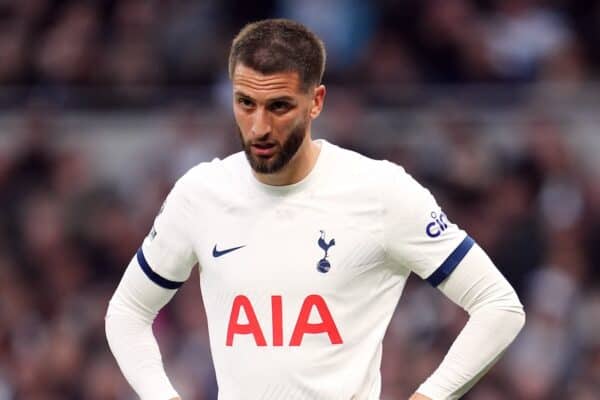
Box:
(326, 143), (436, 223)
(325, 141), (419, 193)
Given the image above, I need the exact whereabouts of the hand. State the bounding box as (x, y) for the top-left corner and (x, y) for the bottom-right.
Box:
(408, 393), (432, 400)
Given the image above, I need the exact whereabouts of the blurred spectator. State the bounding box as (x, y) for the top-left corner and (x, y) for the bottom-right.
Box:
(102, 37), (165, 105)
(35, 3), (99, 85)
(484, 0), (573, 82)
(0, 24), (27, 84)
(416, 0), (491, 83)
(277, 0), (377, 77)
(160, 0), (227, 86)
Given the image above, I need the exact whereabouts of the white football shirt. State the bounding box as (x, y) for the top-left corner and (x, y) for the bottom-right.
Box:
(138, 139), (472, 400)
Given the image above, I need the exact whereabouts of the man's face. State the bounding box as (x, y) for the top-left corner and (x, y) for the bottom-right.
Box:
(232, 64), (322, 174)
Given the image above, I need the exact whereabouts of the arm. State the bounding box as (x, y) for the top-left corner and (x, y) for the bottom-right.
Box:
(106, 176), (197, 400)
(413, 244), (525, 400)
(105, 254), (182, 400)
(380, 162), (524, 399)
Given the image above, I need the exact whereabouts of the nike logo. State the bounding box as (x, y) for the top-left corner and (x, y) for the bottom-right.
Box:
(212, 244), (245, 258)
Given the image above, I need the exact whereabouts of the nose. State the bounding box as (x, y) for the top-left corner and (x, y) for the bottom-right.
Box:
(251, 108), (271, 138)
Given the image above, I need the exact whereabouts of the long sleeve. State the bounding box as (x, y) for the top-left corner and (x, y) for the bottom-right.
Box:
(105, 255), (180, 400)
(106, 176), (197, 400)
(415, 244), (526, 399)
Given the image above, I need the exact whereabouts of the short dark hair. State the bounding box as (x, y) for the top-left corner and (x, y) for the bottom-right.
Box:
(228, 19), (326, 92)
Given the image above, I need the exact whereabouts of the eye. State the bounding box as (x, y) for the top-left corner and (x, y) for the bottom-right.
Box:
(269, 101), (291, 113)
(237, 97), (254, 109)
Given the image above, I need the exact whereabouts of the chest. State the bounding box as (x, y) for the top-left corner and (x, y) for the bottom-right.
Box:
(192, 195), (386, 294)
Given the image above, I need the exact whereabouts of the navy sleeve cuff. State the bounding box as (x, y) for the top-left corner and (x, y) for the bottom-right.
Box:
(136, 248), (185, 289)
(426, 235), (475, 287)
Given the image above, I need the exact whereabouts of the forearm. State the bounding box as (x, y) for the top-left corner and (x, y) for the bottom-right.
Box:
(416, 306), (524, 399)
(416, 245), (525, 400)
(106, 312), (180, 399)
(105, 257), (181, 400)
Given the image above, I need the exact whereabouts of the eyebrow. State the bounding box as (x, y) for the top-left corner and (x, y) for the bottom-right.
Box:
(234, 91), (296, 103)
(234, 91), (252, 99)
(267, 96), (295, 103)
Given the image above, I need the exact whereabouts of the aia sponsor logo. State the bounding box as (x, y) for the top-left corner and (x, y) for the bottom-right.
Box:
(226, 294), (343, 346)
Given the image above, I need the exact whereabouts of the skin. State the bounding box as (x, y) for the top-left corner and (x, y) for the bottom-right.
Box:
(410, 393), (432, 400)
(232, 63), (325, 186)
(169, 65), (432, 400)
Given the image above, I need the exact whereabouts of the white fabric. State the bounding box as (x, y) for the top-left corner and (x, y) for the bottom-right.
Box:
(416, 244), (525, 400)
(105, 257), (179, 400)
(105, 140), (524, 400)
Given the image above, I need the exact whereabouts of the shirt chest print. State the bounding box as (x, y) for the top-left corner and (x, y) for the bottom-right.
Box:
(316, 230), (336, 273)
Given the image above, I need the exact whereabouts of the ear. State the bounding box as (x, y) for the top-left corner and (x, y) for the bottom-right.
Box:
(309, 85), (326, 119)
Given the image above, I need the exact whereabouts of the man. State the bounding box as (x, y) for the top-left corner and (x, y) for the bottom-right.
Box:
(106, 19), (525, 400)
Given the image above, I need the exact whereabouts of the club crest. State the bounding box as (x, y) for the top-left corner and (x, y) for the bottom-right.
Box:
(316, 230), (336, 273)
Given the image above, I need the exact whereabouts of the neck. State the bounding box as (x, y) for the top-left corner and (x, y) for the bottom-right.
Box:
(253, 137), (321, 186)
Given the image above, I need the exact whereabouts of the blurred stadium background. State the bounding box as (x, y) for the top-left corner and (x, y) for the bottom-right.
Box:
(1, 0), (600, 399)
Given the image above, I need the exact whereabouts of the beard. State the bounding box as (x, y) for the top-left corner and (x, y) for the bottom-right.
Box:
(238, 120), (307, 174)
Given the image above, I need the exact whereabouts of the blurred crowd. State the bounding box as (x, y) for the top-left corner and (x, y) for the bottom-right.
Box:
(0, 0), (599, 107)
(1, 0), (600, 400)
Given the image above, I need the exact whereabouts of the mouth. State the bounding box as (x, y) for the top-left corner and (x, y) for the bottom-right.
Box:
(250, 142), (278, 157)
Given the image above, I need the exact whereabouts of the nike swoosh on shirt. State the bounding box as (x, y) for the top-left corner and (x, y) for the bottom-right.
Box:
(212, 244), (246, 258)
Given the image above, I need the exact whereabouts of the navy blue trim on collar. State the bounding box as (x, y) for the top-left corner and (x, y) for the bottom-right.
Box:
(136, 248), (184, 290)
(426, 236), (475, 287)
